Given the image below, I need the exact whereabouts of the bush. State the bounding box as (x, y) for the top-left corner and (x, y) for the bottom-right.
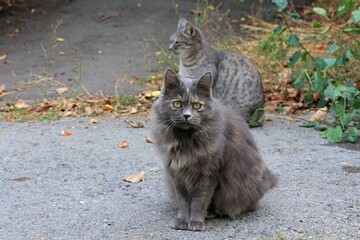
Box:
(266, 0), (360, 143)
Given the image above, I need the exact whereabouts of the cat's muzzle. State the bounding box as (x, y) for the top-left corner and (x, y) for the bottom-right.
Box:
(169, 43), (179, 55)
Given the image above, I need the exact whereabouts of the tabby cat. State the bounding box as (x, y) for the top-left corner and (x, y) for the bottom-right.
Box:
(169, 18), (264, 127)
(151, 69), (277, 231)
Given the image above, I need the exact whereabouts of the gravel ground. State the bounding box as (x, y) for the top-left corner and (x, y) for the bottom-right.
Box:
(1, 1), (359, 239)
(0, 115), (359, 239)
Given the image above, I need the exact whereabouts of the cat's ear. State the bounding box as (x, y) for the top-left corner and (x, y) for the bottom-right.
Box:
(178, 18), (187, 29)
(164, 69), (182, 95)
(196, 72), (213, 97)
(178, 18), (197, 37)
(185, 22), (197, 37)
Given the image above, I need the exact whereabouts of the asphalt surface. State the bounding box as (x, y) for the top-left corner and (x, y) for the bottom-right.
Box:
(1, 0), (360, 239)
(0, 0), (272, 103)
(0, 115), (359, 239)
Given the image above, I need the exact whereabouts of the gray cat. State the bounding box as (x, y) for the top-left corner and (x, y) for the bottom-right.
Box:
(169, 18), (264, 127)
(151, 69), (277, 231)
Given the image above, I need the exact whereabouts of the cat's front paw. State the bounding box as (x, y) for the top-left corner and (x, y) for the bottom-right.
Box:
(171, 218), (188, 230)
(188, 220), (206, 231)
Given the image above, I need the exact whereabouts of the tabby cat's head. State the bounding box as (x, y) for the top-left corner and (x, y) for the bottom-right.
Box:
(169, 18), (201, 57)
(156, 69), (215, 130)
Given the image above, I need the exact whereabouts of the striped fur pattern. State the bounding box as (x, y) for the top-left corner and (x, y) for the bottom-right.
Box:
(151, 69), (277, 231)
(169, 18), (264, 127)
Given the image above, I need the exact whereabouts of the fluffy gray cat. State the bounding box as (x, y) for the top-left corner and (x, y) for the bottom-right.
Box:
(151, 69), (277, 231)
(169, 18), (264, 127)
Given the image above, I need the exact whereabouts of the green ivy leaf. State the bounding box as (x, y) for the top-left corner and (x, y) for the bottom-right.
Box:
(289, 50), (301, 66)
(325, 44), (339, 54)
(345, 50), (354, 59)
(304, 35), (317, 40)
(288, 13), (300, 21)
(324, 84), (342, 101)
(312, 72), (324, 92)
(293, 70), (305, 89)
(322, 128), (328, 138)
(272, 0), (288, 12)
(351, 7), (360, 23)
(338, 49), (353, 65)
(313, 7), (329, 20)
(319, 26), (331, 34)
(345, 128), (358, 143)
(340, 112), (355, 127)
(323, 58), (337, 71)
(273, 23), (283, 35)
(317, 98), (328, 108)
(315, 58), (324, 70)
(287, 34), (300, 47)
(329, 103), (345, 117)
(343, 27), (360, 33)
(327, 125), (343, 143)
(313, 22), (323, 28)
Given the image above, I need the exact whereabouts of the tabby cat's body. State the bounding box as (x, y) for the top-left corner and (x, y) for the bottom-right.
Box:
(151, 69), (277, 231)
(169, 18), (264, 126)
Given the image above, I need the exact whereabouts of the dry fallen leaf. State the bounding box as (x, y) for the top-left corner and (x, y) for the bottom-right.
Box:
(190, 9), (202, 15)
(55, 87), (68, 94)
(145, 136), (154, 143)
(88, 118), (99, 124)
(103, 104), (115, 111)
(55, 37), (65, 42)
(62, 111), (77, 117)
(6, 33), (16, 38)
(145, 90), (161, 98)
(58, 51), (66, 56)
(124, 120), (144, 128)
(0, 54), (7, 61)
(14, 99), (29, 109)
(137, 96), (148, 104)
(207, 5), (216, 11)
(28, 102), (53, 113)
(309, 107), (327, 122)
(61, 130), (73, 136)
(0, 85), (5, 94)
(124, 171), (146, 183)
(118, 141), (129, 148)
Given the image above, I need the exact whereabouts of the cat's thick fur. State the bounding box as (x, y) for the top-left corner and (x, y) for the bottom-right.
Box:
(151, 69), (277, 231)
(169, 18), (264, 127)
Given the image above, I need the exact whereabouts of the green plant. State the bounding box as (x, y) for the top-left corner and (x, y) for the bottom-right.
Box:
(270, 0), (360, 143)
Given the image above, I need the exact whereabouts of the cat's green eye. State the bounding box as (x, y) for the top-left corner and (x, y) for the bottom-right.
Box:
(192, 102), (202, 109)
(173, 101), (182, 108)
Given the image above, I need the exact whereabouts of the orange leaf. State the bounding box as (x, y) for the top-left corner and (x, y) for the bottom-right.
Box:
(118, 141), (128, 148)
(0, 85), (5, 94)
(309, 107), (327, 122)
(103, 104), (115, 111)
(55, 37), (65, 42)
(88, 118), (99, 124)
(124, 171), (146, 183)
(62, 111), (76, 117)
(55, 87), (68, 94)
(0, 54), (7, 61)
(124, 120), (144, 128)
(145, 136), (154, 143)
(14, 99), (29, 109)
(190, 9), (202, 15)
(61, 130), (73, 136)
